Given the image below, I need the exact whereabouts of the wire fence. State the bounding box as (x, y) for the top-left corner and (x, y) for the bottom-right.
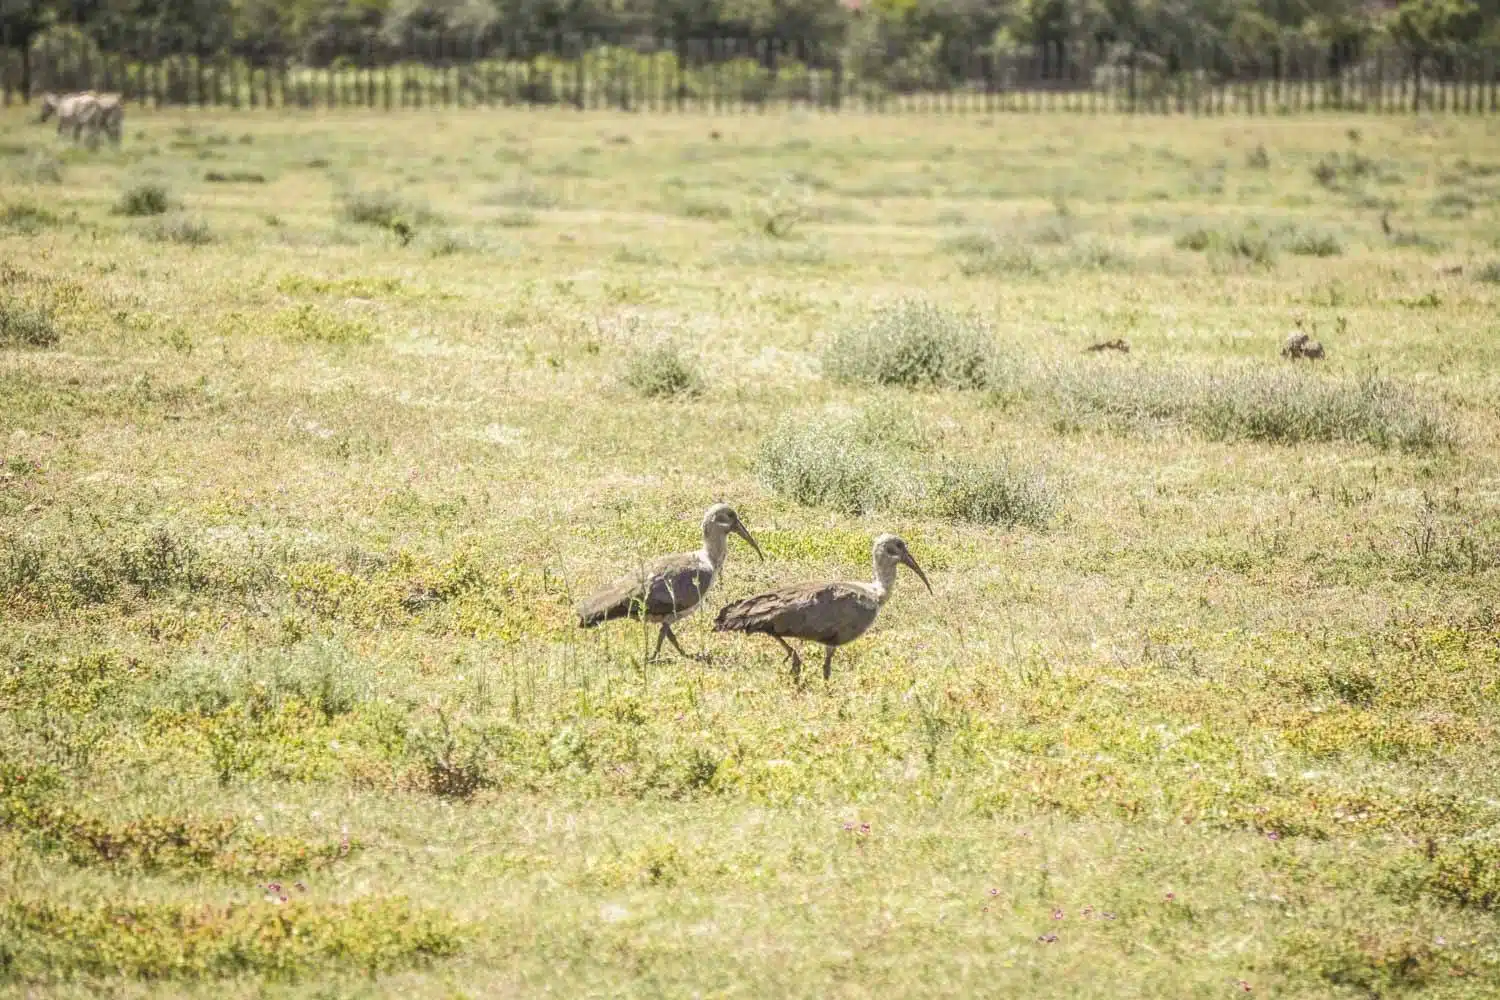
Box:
(6, 32), (1500, 115)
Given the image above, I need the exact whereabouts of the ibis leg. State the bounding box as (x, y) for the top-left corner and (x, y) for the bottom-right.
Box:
(772, 635), (803, 679)
(655, 624), (692, 661)
(822, 646), (835, 681)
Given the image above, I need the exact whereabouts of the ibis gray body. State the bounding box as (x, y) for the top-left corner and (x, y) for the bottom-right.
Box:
(577, 503), (762, 660)
(715, 533), (931, 680)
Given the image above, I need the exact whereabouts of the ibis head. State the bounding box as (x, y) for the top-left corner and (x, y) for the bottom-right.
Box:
(704, 503), (764, 561)
(873, 533), (931, 594)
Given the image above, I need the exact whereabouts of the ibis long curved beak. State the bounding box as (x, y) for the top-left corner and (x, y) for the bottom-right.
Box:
(901, 552), (933, 594)
(734, 521), (765, 561)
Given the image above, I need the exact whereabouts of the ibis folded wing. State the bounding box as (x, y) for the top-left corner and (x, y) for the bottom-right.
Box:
(578, 554), (713, 626)
(714, 582), (879, 647)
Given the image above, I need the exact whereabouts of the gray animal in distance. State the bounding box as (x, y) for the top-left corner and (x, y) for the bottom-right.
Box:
(37, 91), (123, 146)
(577, 503), (763, 661)
(38, 92), (98, 142)
(715, 533), (932, 681)
(90, 92), (125, 145)
(1281, 330), (1325, 361)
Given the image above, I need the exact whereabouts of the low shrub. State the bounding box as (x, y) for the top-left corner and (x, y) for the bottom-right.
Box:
(145, 216), (213, 246)
(1044, 364), (1453, 450)
(0, 300), (61, 348)
(114, 182), (169, 217)
(823, 298), (996, 390)
(925, 457), (1057, 529)
(622, 343), (703, 399)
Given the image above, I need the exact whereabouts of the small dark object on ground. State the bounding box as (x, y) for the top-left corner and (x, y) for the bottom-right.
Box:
(1086, 339), (1130, 354)
(710, 130), (721, 140)
(1281, 331), (1325, 361)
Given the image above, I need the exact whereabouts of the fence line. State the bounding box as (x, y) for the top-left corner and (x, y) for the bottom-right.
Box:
(4, 33), (1499, 115)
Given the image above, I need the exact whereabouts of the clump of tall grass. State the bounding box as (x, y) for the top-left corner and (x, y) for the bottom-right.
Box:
(204, 169), (266, 184)
(757, 417), (908, 515)
(622, 343), (703, 399)
(339, 189), (437, 243)
(945, 231), (1041, 277)
(823, 298), (997, 390)
(1175, 225), (1277, 265)
(494, 209), (537, 228)
(850, 397), (929, 451)
(341, 189), (406, 228)
(1, 200), (60, 235)
(1285, 227), (1344, 257)
(758, 406), (1055, 526)
(113, 182), (169, 217)
(924, 457), (1057, 529)
(483, 178), (558, 209)
(675, 197), (733, 221)
(144, 215), (213, 246)
(1176, 221), (1345, 263)
(1044, 364), (1453, 450)
(145, 641), (371, 722)
(0, 299), (61, 348)
(1067, 235), (1134, 271)
(11, 151), (64, 184)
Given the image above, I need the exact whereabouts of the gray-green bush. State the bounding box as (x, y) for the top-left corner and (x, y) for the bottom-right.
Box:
(757, 417), (903, 515)
(1043, 364), (1453, 449)
(823, 298), (996, 390)
(145, 216), (213, 246)
(0, 300), (61, 348)
(114, 183), (169, 217)
(925, 457), (1057, 529)
(758, 407), (1053, 527)
(623, 343), (703, 399)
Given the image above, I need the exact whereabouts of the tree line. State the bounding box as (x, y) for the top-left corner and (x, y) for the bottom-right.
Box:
(3, 0), (1498, 93)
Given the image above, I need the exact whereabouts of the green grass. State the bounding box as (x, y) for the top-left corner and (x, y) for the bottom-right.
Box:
(1, 106), (1499, 997)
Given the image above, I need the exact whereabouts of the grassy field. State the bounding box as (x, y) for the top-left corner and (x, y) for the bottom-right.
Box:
(2, 105), (1500, 997)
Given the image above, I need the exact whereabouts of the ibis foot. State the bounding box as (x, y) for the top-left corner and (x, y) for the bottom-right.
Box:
(649, 624), (698, 663)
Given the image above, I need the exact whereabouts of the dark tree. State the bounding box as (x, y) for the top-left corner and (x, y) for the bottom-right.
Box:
(1, 0), (55, 97)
